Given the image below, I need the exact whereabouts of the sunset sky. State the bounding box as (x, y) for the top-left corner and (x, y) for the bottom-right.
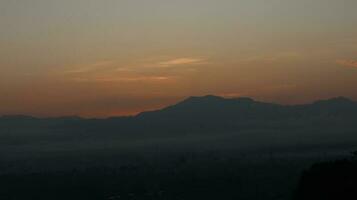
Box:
(1, 0), (357, 117)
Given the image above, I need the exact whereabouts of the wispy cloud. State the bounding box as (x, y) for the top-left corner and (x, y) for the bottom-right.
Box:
(61, 57), (206, 83)
(336, 59), (357, 68)
(115, 57), (207, 72)
(157, 58), (206, 67)
(72, 75), (172, 83)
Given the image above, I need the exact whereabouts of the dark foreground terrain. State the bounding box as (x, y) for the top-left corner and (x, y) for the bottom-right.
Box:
(294, 156), (357, 200)
(0, 149), (355, 200)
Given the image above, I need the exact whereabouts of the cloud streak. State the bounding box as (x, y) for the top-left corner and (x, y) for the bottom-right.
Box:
(60, 57), (206, 84)
(157, 58), (206, 67)
(72, 76), (172, 83)
(114, 57), (206, 72)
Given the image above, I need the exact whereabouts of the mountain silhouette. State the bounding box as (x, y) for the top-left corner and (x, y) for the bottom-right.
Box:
(1, 96), (357, 153)
(2, 95), (356, 122)
(136, 95), (357, 122)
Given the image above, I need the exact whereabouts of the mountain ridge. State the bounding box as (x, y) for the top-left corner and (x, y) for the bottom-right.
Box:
(1, 96), (356, 120)
(1, 95), (357, 154)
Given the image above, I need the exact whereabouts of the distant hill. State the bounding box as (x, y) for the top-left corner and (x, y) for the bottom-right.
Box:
(1, 96), (357, 154)
(138, 95), (357, 119)
(2, 95), (357, 123)
(133, 95), (357, 134)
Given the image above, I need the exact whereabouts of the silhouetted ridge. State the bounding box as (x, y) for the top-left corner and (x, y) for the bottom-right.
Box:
(188, 95), (225, 101)
(0, 115), (38, 120)
(1, 95), (357, 150)
(304, 97), (357, 117)
(170, 95), (255, 108)
(312, 96), (355, 106)
(135, 96), (357, 120)
(136, 95), (280, 124)
(178, 95), (226, 105)
(181, 95), (254, 102)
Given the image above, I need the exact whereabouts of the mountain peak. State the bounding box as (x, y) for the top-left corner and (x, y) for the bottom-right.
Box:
(183, 95), (255, 102)
(159, 95), (257, 112)
(184, 95), (225, 102)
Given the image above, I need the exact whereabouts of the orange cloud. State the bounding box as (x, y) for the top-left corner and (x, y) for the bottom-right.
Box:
(337, 60), (357, 68)
(57, 57), (205, 84)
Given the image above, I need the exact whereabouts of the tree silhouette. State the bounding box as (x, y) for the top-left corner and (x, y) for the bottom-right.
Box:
(294, 159), (357, 200)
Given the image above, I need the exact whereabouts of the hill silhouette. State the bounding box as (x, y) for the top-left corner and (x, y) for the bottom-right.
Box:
(138, 95), (357, 119)
(1, 96), (357, 154)
(2, 95), (357, 123)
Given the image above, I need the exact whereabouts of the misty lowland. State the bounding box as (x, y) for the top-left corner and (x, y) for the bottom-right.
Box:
(1, 95), (357, 199)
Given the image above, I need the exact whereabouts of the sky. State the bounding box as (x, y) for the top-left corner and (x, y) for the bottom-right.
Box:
(1, 0), (357, 117)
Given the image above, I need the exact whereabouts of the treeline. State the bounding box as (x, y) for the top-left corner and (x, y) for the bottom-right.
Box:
(294, 155), (357, 200)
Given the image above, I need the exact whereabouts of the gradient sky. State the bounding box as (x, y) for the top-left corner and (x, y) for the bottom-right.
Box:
(1, 0), (357, 117)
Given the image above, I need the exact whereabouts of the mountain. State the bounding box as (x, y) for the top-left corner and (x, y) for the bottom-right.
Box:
(135, 95), (357, 130)
(2, 95), (356, 123)
(2, 95), (357, 134)
(1, 96), (357, 154)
